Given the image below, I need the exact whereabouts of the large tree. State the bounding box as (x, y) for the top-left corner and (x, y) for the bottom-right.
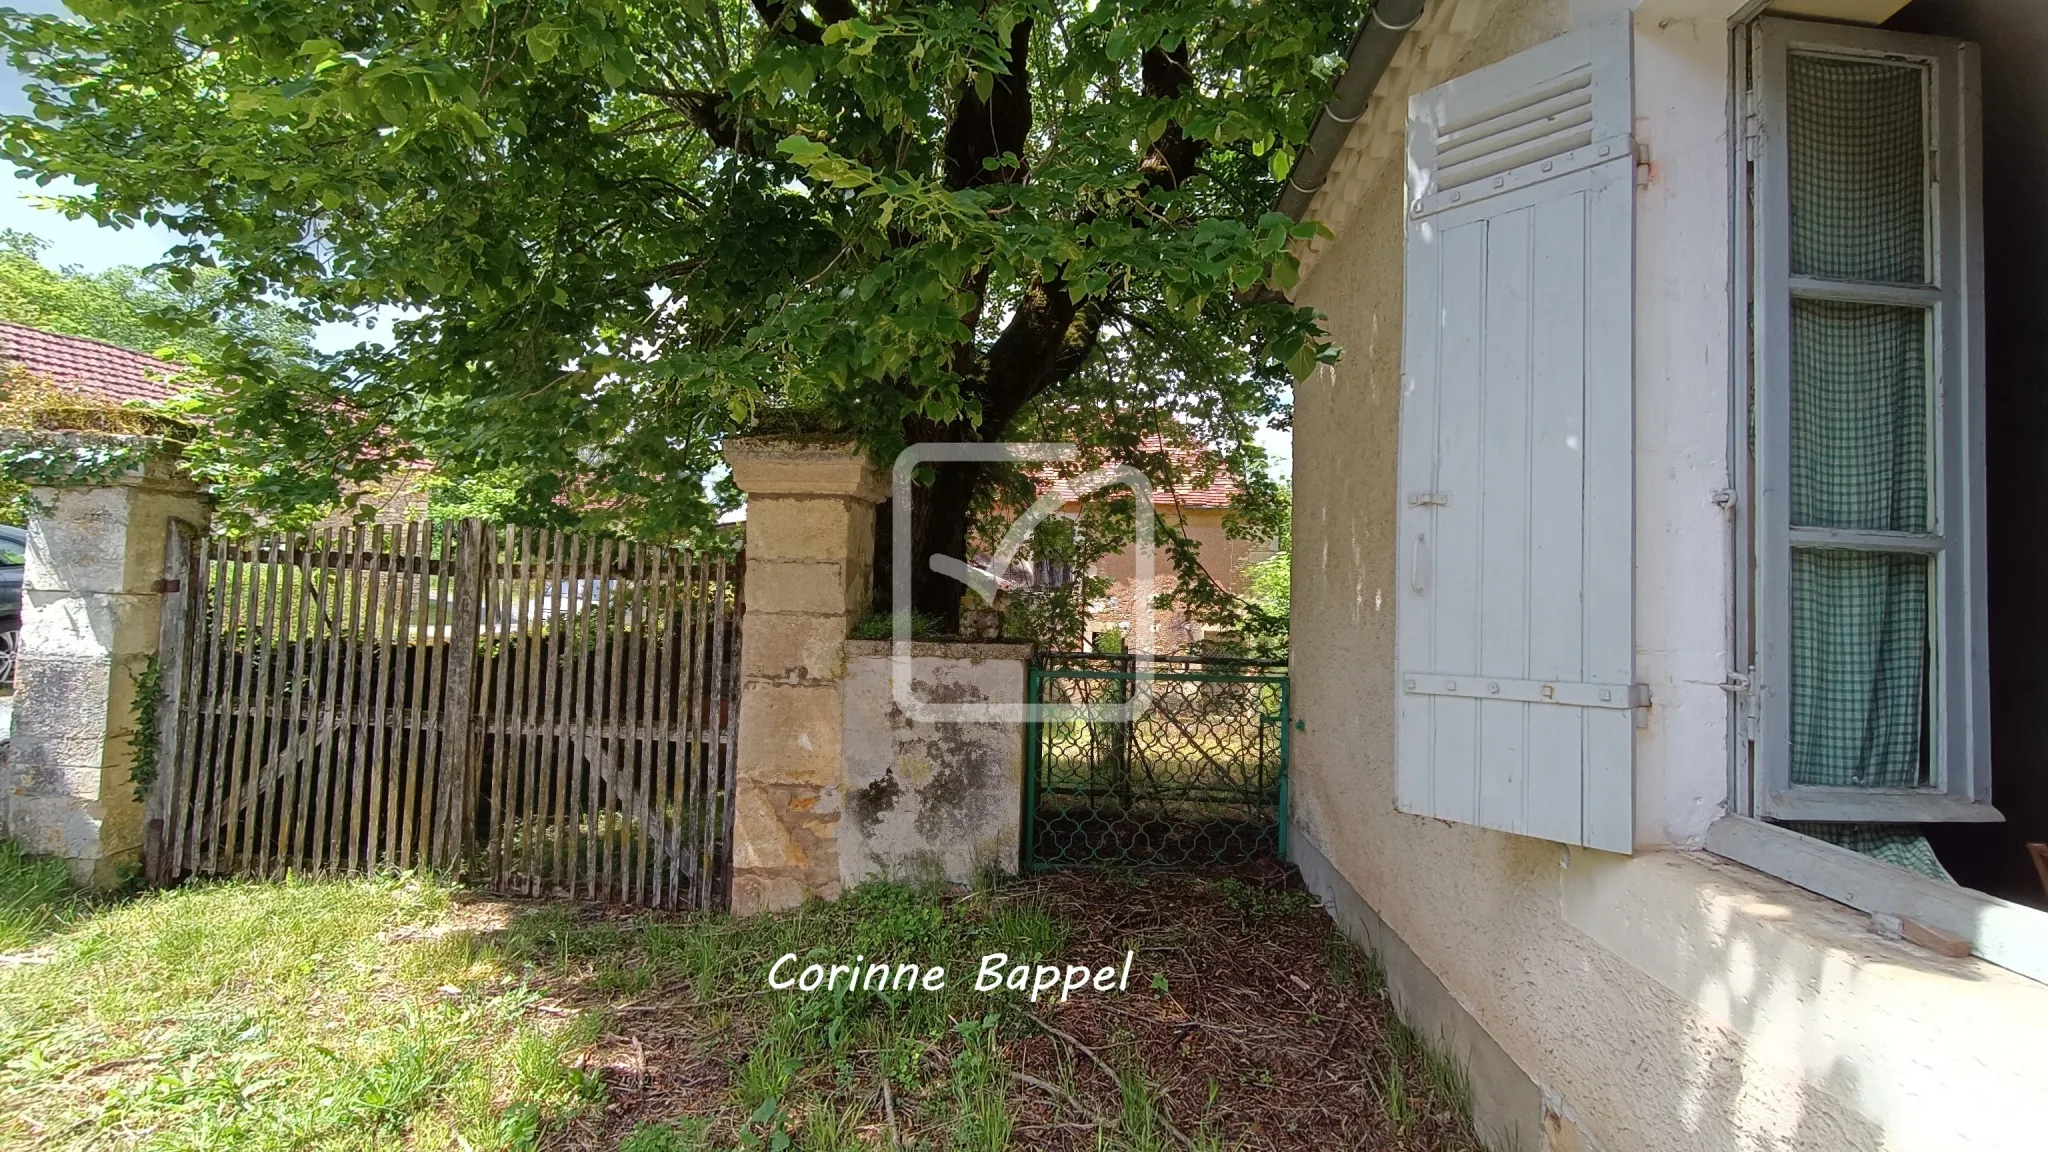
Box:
(1, 0), (1353, 624)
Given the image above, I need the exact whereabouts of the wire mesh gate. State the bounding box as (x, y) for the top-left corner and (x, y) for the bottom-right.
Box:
(145, 519), (741, 910)
(1024, 652), (1289, 870)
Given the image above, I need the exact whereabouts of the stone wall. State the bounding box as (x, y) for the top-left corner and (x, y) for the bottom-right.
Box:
(840, 639), (1029, 887)
(1, 443), (207, 887)
(723, 438), (887, 914)
(723, 438), (1037, 912)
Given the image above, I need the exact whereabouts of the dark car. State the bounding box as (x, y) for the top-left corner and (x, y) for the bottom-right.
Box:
(0, 524), (21, 684)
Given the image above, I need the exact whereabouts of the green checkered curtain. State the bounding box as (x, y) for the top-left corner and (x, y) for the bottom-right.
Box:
(1776, 52), (1948, 882)
(1787, 53), (1926, 284)
(1782, 822), (1955, 882)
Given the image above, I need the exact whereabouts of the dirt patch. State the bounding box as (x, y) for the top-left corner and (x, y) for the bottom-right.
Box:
(540, 865), (1480, 1151)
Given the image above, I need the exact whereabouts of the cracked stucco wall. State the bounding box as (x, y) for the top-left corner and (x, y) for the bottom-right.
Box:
(840, 640), (1028, 888)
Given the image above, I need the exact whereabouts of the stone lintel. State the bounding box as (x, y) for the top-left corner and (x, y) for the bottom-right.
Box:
(722, 438), (889, 504)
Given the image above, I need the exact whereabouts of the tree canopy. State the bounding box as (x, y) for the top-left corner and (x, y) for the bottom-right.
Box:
(1, 0), (1355, 623)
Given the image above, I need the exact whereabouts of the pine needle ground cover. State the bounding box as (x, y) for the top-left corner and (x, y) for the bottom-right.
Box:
(0, 857), (1479, 1151)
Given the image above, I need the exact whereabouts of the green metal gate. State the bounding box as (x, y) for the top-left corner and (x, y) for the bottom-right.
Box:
(1024, 652), (1289, 870)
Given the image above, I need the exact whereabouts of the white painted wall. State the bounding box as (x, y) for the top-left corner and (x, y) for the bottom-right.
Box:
(1625, 0), (1745, 847)
(1288, 1), (2048, 1148)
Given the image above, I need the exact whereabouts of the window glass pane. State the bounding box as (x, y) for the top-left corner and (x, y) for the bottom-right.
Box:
(1790, 299), (1929, 532)
(1788, 53), (1927, 283)
(1790, 548), (1929, 788)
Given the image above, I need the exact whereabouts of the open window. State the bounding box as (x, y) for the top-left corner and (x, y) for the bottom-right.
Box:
(1736, 18), (1995, 859)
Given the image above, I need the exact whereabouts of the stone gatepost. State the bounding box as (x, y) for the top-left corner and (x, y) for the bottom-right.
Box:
(1, 437), (208, 887)
(722, 438), (887, 914)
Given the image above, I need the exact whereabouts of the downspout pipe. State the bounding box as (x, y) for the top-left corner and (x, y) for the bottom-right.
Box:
(1277, 0), (1427, 222)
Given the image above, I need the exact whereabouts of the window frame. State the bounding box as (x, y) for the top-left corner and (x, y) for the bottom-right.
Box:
(1739, 17), (1993, 824)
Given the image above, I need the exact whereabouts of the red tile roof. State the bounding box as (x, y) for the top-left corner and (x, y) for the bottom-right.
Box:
(1147, 442), (1240, 509)
(0, 320), (179, 405)
(1044, 437), (1242, 510)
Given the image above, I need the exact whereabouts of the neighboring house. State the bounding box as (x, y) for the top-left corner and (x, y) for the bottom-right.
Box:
(1041, 443), (1274, 652)
(0, 318), (432, 526)
(0, 318), (178, 405)
(1283, 0), (2045, 1149)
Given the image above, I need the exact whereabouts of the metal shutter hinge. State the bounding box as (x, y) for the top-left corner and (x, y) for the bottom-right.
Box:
(1406, 492), (1448, 507)
(1631, 683), (1653, 729)
(1711, 489), (1737, 513)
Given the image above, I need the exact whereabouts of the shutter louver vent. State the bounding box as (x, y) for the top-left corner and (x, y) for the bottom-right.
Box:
(1435, 68), (1593, 192)
(1409, 20), (1633, 220)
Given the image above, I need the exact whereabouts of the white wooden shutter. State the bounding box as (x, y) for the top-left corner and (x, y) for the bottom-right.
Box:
(1395, 17), (1636, 853)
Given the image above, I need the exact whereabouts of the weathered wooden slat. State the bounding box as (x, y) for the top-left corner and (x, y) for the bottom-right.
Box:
(541, 528), (569, 893)
(248, 533), (289, 877)
(587, 534), (616, 899)
(623, 542), (650, 905)
(562, 533), (591, 898)
(514, 527), (546, 892)
(643, 546), (672, 908)
(339, 524), (376, 874)
(713, 552), (739, 909)
(303, 527), (342, 875)
(359, 524), (397, 870)
(164, 533), (197, 877)
(181, 537), (210, 874)
(209, 534), (251, 874)
(145, 519), (197, 884)
(440, 519), (483, 868)
(165, 530), (212, 878)
(276, 531), (319, 873)
(678, 552), (706, 904)
(484, 523), (517, 888)
(389, 521), (423, 869)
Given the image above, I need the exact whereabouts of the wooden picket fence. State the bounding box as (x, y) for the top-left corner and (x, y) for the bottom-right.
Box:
(143, 519), (742, 910)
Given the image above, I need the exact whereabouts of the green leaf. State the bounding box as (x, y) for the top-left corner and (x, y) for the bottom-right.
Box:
(525, 26), (561, 64)
(1269, 148), (1293, 182)
(974, 68), (995, 103)
(1286, 341), (1319, 381)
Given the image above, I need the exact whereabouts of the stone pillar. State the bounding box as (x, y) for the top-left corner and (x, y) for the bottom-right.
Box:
(1, 439), (208, 887)
(722, 438), (887, 914)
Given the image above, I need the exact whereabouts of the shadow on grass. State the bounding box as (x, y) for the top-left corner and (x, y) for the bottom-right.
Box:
(457, 865), (1483, 1152)
(0, 855), (1480, 1151)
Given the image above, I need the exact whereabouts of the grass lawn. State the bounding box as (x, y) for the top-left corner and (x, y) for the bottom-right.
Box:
(0, 845), (1479, 1151)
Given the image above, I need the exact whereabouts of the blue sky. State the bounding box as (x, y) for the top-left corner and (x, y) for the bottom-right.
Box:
(0, 4), (378, 353)
(0, 2), (175, 273)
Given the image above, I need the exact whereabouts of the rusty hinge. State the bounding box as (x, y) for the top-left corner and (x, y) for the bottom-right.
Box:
(152, 578), (181, 594)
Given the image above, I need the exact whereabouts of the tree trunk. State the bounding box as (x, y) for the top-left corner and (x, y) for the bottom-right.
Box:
(869, 456), (987, 633)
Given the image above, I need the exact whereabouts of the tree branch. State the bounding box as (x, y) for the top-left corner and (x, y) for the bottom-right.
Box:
(1139, 43), (1204, 191)
(813, 0), (859, 25)
(637, 87), (758, 155)
(751, 0), (823, 44)
(942, 20), (1033, 190)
